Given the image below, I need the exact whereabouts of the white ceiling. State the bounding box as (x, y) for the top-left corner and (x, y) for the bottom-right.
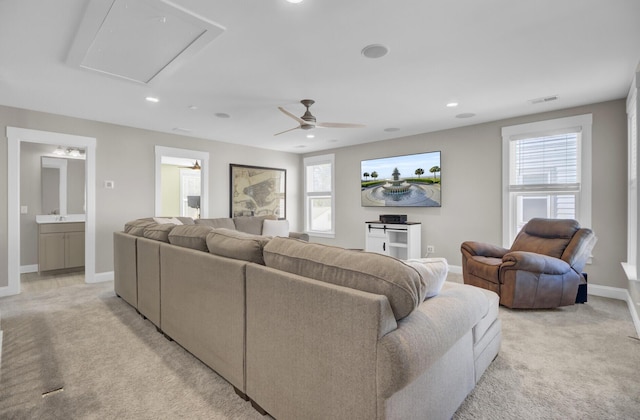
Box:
(1, 0), (639, 154)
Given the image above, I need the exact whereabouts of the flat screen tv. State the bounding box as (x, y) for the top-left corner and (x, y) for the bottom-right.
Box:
(361, 151), (441, 207)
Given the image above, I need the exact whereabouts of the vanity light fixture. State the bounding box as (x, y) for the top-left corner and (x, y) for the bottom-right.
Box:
(54, 146), (66, 155)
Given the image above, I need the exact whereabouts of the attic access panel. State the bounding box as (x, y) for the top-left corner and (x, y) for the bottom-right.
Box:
(67, 0), (225, 84)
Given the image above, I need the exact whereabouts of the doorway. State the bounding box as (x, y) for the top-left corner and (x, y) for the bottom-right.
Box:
(4, 127), (96, 297)
(154, 146), (209, 218)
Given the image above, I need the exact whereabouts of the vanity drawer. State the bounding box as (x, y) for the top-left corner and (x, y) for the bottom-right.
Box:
(39, 222), (85, 234)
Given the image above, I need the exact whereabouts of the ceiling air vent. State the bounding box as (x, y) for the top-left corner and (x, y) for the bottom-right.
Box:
(529, 95), (559, 104)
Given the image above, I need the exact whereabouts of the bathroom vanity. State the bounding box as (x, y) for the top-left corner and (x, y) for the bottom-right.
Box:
(37, 216), (85, 273)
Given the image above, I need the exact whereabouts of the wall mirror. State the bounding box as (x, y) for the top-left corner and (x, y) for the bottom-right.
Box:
(41, 156), (86, 215)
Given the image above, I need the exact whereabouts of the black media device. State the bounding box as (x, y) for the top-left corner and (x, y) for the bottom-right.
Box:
(379, 214), (407, 224)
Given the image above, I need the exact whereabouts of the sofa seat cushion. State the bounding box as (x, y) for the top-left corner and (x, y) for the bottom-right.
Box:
(263, 237), (427, 320)
(195, 218), (236, 230)
(470, 286), (500, 344)
(234, 215), (277, 235)
(168, 225), (214, 251)
(143, 223), (176, 242)
(206, 228), (270, 264)
(124, 218), (156, 237)
(467, 256), (502, 284)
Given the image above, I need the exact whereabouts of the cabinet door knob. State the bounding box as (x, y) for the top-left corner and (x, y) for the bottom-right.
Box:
(383, 242), (386, 251)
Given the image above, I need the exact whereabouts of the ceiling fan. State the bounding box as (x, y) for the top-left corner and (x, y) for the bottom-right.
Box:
(275, 99), (365, 136)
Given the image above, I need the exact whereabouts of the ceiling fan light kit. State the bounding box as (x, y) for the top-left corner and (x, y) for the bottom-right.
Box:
(275, 99), (365, 136)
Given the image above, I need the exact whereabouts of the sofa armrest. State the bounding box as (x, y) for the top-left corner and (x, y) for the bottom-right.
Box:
(461, 241), (509, 258)
(245, 264), (396, 419)
(377, 283), (489, 399)
(502, 251), (572, 275)
(288, 231), (309, 241)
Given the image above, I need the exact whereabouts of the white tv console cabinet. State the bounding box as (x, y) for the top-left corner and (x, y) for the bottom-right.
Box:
(365, 221), (421, 260)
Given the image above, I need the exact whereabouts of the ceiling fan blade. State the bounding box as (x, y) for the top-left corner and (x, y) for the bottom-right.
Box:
(278, 107), (308, 125)
(316, 122), (365, 129)
(274, 126), (301, 136)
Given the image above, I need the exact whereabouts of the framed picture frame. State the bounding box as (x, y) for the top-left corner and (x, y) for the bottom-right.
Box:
(230, 164), (286, 218)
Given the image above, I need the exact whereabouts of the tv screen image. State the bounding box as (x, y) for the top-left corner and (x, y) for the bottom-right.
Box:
(361, 151), (441, 207)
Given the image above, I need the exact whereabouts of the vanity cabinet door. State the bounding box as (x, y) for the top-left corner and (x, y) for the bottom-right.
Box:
(65, 231), (85, 268)
(39, 233), (66, 271)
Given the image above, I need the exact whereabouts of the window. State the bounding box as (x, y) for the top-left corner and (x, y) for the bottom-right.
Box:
(502, 114), (592, 246)
(304, 154), (335, 237)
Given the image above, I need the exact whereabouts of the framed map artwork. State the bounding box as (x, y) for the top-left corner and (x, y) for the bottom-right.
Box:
(229, 164), (286, 218)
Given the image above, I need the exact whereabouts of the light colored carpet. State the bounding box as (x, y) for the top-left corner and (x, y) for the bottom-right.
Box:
(1, 278), (639, 419)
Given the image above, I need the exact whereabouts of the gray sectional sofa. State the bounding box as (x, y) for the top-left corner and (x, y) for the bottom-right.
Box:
(113, 216), (501, 420)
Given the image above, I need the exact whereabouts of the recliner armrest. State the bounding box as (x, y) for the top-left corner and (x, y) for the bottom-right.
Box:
(502, 251), (571, 275)
(461, 241), (509, 258)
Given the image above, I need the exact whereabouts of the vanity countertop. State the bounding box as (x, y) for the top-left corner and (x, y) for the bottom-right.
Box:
(36, 214), (86, 224)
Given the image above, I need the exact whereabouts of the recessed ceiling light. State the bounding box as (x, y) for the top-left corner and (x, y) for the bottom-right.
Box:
(294, 145), (307, 148)
(188, 105), (198, 110)
(455, 113), (476, 119)
(145, 96), (159, 103)
(328, 139), (339, 143)
(215, 112), (231, 118)
(172, 127), (192, 133)
(384, 127), (400, 132)
(361, 44), (389, 59)
(286, 0), (303, 3)
(306, 134), (315, 139)
(446, 102), (459, 108)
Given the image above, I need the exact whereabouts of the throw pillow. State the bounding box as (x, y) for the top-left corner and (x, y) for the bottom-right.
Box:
(153, 217), (183, 225)
(262, 219), (290, 237)
(404, 257), (449, 299)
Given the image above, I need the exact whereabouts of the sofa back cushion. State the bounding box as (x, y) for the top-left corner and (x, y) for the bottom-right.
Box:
(263, 237), (427, 320)
(143, 223), (176, 243)
(124, 218), (156, 237)
(195, 218), (236, 230)
(168, 225), (214, 251)
(206, 228), (270, 264)
(510, 218), (580, 259)
(233, 215), (277, 235)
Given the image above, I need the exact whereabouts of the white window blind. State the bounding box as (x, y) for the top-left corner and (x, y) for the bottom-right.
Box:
(502, 114), (592, 246)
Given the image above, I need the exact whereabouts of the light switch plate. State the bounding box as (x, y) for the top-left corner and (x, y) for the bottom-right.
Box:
(20, 205), (28, 214)
(104, 180), (115, 189)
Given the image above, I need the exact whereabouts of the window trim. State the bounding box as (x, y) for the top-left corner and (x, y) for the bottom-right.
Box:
(303, 153), (335, 238)
(501, 114), (592, 247)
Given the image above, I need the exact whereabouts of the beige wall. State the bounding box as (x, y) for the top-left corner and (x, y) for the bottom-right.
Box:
(1, 105), (302, 287)
(306, 99), (628, 289)
(1, 100), (628, 291)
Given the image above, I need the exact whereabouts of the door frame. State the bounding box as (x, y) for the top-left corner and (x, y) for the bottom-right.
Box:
(3, 127), (97, 296)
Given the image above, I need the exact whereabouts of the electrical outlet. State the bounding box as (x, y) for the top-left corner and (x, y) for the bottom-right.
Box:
(426, 245), (435, 253)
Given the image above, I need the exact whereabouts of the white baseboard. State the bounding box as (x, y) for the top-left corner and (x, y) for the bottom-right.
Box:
(587, 284), (629, 300)
(587, 284), (640, 338)
(20, 264), (38, 274)
(89, 271), (114, 283)
(448, 265), (462, 274)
